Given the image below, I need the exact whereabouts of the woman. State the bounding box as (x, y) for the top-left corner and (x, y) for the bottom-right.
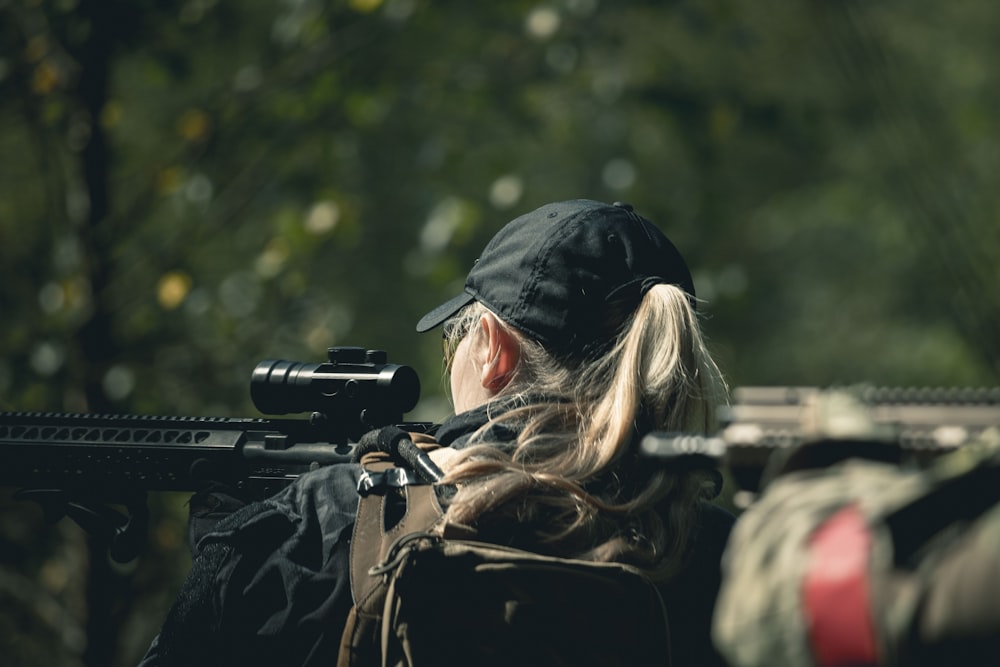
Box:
(139, 199), (732, 667)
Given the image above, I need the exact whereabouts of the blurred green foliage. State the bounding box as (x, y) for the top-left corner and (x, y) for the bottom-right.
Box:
(1, 0), (998, 665)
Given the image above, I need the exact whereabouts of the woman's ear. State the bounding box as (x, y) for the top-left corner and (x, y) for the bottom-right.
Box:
(477, 312), (520, 393)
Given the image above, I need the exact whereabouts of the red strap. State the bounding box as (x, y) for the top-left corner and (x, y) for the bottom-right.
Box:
(803, 505), (880, 667)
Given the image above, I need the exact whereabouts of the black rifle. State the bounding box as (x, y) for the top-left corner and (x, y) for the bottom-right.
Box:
(642, 385), (1000, 503)
(0, 346), (426, 561)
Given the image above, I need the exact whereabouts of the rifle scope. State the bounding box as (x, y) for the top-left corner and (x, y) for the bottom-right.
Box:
(250, 347), (420, 423)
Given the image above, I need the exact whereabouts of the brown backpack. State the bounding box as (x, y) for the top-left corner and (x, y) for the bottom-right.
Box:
(337, 455), (672, 667)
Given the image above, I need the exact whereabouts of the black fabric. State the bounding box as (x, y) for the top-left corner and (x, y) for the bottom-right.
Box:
(431, 399), (523, 450)
(139, 465), (364, 667)
(415, 200), (696, 358)
(187, 484), (255, 558)
(661, 502), (734, 667)
(140, 404), (734, 667)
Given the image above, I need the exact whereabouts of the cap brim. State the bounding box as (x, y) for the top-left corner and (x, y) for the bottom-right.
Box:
(415, 292), (476, 333)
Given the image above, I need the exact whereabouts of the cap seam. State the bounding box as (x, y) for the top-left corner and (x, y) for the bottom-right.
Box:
(511, 206), (592, 330)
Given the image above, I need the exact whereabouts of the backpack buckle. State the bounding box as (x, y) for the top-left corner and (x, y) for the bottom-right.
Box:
(357, 467), (426, 496)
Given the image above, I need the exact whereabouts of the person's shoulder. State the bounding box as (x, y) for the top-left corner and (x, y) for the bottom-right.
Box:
(267, 461), (365, 527)
(194, 463), (364, 548)
(279, 461), (365, 504)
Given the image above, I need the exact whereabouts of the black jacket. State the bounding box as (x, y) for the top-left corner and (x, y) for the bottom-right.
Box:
(139, 405), (735, 667)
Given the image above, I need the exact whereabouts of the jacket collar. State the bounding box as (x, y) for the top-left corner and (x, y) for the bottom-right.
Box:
(433, 396), (544, 449)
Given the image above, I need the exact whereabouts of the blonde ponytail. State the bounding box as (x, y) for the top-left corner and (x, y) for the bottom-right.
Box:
(439, 284), (728, 579)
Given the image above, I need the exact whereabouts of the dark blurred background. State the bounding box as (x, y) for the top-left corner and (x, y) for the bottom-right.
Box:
(1, 0), (998, 665)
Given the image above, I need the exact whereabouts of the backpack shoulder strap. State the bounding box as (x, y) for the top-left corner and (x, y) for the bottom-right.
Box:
(338, 453), (446, 667)
(350, 465), (445, 607)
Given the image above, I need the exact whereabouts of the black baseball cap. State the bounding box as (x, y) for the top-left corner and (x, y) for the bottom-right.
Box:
(415, 199), (696, 358)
